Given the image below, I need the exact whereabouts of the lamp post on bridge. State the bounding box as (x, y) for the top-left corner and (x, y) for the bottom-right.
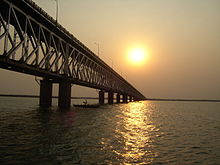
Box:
(94, 42), (100, 57)
(52, 0), (59, 22)
(104, 57), (113, 69)
(109, 58), (113, 69)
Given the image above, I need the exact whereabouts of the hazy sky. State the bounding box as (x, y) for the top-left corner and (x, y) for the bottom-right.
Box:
(0, 0), (220, 99)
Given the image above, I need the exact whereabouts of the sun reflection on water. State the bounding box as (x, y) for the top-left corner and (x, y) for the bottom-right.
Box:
(117, 101), (158, 164)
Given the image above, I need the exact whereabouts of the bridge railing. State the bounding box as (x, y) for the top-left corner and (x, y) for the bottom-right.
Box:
(0, 0), (145, 99)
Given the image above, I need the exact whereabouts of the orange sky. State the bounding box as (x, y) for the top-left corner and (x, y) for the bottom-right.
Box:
(0, 0), (220, 99)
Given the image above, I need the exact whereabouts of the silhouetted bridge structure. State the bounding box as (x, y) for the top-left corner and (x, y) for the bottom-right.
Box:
(0, 0), (145, 107)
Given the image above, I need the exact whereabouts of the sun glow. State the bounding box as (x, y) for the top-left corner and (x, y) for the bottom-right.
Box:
(128, 47), (148, 65)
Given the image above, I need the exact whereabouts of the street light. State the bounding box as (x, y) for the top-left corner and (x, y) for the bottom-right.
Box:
(104, 57), (113, 68)
(109, 58), (113, 68)
(94, 42), (99, 57)
(52, 0), (58, 22)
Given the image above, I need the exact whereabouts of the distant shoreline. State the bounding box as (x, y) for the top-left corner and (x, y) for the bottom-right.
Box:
(0, 94), (220, 102)
(146, 98), (220, 102)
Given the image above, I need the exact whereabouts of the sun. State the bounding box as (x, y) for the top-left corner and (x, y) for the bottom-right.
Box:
(130, 48), (145, 62)
(128, 47), (147, 65)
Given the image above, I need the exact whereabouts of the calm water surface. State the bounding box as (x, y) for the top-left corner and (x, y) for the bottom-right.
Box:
(0, 97), (219, 164)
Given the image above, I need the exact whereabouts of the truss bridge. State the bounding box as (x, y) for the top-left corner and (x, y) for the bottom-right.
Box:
(0, 0), (145, 107)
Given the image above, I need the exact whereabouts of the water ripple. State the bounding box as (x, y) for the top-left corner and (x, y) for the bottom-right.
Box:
(0, 97), (219, 164)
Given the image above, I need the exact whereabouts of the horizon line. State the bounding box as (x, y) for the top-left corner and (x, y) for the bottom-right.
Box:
(0, 94), (220, 102)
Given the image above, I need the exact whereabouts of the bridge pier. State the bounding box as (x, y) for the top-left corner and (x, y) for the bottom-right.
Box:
(99, 91), (105, 105)
(123, 94), (128, 103)
(39, 79), (53, 107)
(108, 91), (114, 104)
(58, 82), (71, 108)
(116, 94), (121, 103)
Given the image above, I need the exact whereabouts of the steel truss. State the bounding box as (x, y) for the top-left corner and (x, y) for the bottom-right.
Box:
(0, 0), (145, 99)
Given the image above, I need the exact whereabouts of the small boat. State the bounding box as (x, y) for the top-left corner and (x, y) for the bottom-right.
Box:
(73, 104), (100, 108)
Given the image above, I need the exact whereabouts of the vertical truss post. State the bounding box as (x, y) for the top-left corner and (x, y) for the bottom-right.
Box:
(12, 28), (17, 60)
(23, 17), (28, 63)
(35, 25), (40, 66)
(64, 44), (69, 76)
(4, 5), (11, 55)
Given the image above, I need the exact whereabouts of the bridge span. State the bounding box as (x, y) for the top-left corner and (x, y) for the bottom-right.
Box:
(0, 0), (145, 107)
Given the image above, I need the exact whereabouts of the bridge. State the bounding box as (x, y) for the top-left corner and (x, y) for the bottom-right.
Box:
(0, 0), (145, 108)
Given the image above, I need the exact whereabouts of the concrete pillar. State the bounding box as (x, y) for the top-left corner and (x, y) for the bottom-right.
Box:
(99, 91), (105, 105)
(108, 91), (114, 104)
(58, 82), (71, 108)
(123, 94), (128, 103)
(116, 94), (121, 103)
(39, 79), (53, 107)
(129, 96), (133, 102)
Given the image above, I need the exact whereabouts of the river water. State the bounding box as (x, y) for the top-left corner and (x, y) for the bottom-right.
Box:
(0, 97), (219, 164)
